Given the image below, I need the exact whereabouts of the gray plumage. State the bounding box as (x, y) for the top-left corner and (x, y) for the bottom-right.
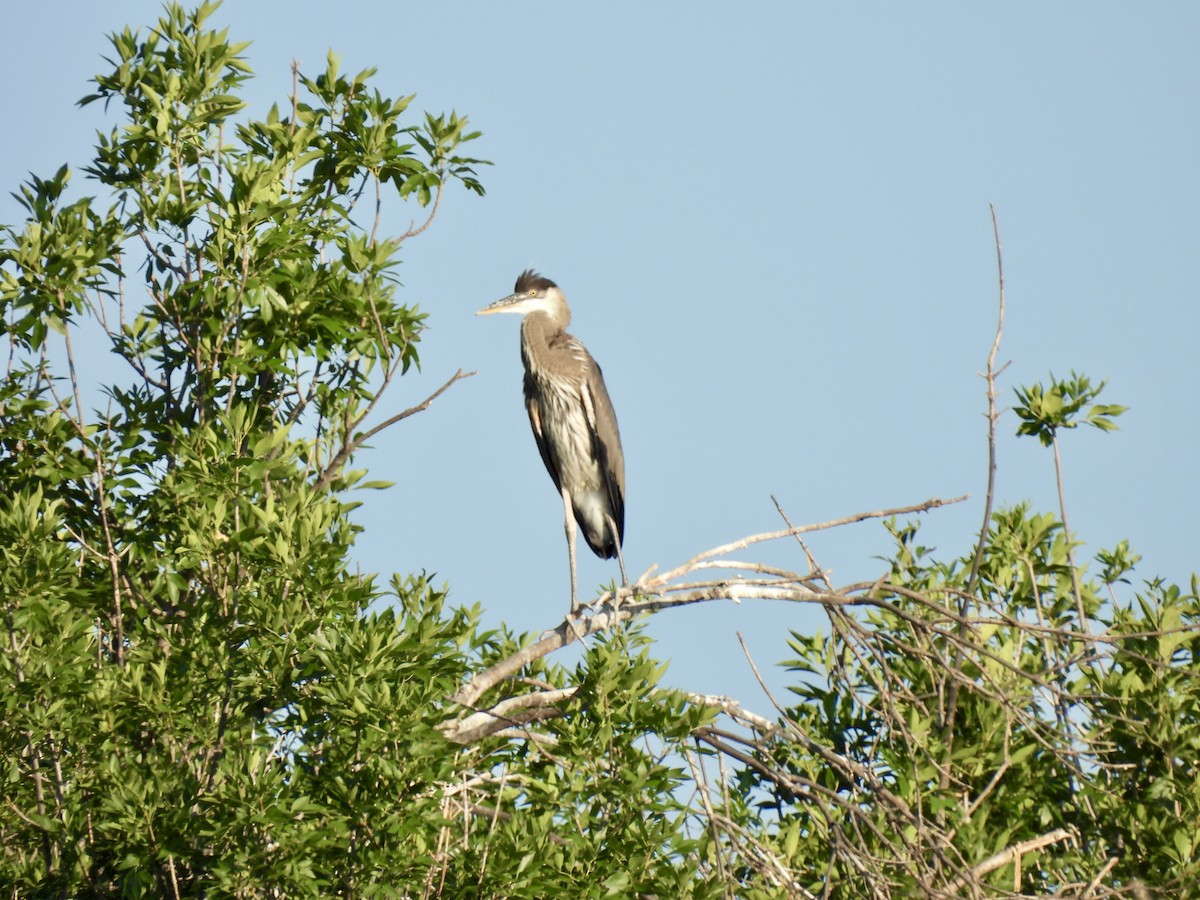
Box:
(477, 270), (627, 610)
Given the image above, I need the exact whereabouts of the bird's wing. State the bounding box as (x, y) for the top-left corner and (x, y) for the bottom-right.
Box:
(581, 359), (625, 546)
(523, 372), (563, 495)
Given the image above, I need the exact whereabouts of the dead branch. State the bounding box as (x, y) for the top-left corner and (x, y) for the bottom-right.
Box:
(655, 495), (967, 584)
(946, 828), (1074, 892)
(965, 203), (1008, 595)
(683, 693), (778, 734)
(447, 495), (965, 717)
(947, 203), (1009, 796)
(442, 687), (576, 744)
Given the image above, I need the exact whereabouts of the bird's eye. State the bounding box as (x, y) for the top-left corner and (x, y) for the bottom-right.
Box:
(528, 290), (537, 297)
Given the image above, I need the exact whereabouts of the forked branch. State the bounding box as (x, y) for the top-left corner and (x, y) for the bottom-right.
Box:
(314, 368), (475, 491)
(443, 493), (967, 728)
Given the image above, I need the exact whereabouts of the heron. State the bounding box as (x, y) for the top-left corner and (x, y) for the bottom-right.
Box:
(477, 270), (627, 612)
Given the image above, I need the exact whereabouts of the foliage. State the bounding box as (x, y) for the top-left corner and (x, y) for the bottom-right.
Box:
(2, 4), (1197, 899)
(440, 630), (719, 899)
(1012, 371), (1127, 447)
(702, 377), (1195, 897)
(0, 4), (709, 897)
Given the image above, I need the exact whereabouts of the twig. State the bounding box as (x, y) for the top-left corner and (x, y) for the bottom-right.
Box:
(654, 495), (967, 584)
(314, 368), (475, 491)
(1082, 857), (1119, 897)
(772, 495), (834, 588)
(965, 718), (1012, 819)
(1053, 433), (1091, 635)
(399, 180), (445, 242)
(683, 749), (731, 886)
(946, 828), (1073, 892)
(966, 203), (1008, 595)
(946, 204), (1009, 792)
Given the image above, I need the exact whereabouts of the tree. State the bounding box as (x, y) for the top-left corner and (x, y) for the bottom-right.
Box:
(1, 3), (495, 894)
(3, 5), (1197, 898)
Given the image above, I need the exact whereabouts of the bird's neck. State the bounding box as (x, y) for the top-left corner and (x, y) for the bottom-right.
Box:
(521, 309), (569, 343)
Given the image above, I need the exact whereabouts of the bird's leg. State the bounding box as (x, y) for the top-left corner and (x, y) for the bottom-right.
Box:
(559, 498), (590, 641)
(610, 518), (629, 585)
(607, 513), (629, 611)
(561, 486), (580, 613)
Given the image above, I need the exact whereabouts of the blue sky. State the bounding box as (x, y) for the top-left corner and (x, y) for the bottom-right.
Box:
(3, 3), (1197, 707)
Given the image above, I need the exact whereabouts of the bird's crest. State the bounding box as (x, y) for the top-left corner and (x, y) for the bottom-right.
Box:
(515, 269), (557, 293)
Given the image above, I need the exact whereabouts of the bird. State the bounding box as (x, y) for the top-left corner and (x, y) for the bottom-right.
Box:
(477, 269), (627, 613)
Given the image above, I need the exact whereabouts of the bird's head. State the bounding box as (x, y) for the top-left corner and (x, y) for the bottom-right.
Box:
(476, 269), (569, 324)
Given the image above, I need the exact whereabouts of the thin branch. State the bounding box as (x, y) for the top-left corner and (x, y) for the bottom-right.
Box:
(965, 718), (1012, 819)
(965, 203), (1007, 596)
(944, 204), (1009, 795)
(654, 495), (967, 584)
(370, 172), (383, 245)
(682, 749), (732, 888)
(946, 828), (1073, 892)
(399, 180), (444, 242)
(314, 368), (475, 492)
(1054, 434), (1091, 635)
(1082, 857), (1120, 897)
(772, 494), (834, 588)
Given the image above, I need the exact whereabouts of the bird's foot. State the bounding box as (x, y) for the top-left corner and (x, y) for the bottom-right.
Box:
(565, 606), (588, 643)
(607, 587), (624, 615)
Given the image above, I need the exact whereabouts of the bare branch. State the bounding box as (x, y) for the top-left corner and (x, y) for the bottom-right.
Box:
(447, 495), (965, 716)
(771, 494), (834, 587)
(435, 466), (1147, 894)
(946, 828), (1074, 892)
(442, 687), (576, 744)
(654, 495), (967, 584)
(399, 180), (444, 243)
(945, 205), (1009, 795)
(449, 607), (619, 710)
(314, 368), (475, 492)
(682, 693), (778, 734)
(965, 203), (1007, 596)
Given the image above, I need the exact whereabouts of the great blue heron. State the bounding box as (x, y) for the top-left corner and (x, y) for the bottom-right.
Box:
(477, 270), (627, 612)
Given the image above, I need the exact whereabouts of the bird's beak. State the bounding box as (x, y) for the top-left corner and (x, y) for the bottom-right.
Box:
(475, 293), (529, 316)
